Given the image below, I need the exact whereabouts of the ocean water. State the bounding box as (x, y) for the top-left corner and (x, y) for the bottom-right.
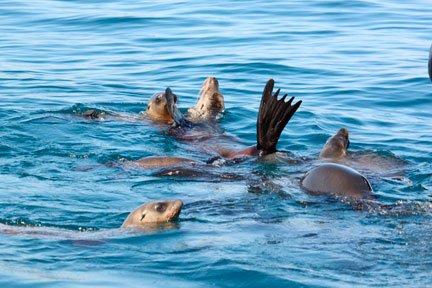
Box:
(1, 0), (432, 287)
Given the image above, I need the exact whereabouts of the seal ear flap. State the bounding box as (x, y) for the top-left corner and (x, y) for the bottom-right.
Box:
(256, 79), (302, 155)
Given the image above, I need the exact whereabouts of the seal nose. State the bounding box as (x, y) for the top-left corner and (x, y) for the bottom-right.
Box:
(207, 76), (218, 85)
(173, 199), (183, 210)
(167, 200), (183, 221)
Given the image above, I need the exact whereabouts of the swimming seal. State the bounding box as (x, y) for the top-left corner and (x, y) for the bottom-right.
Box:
(146, 76), (224, 126)
(127, 79), (301, 170)
(318, 128), (405, 176)
(122, 199), (183, 229)
(319, 128), (349, 159)
(187, 76), (224, 122)
(146, 87), (188, 126)
(0, 200), (184, 238)
(301, 163), (373, 201)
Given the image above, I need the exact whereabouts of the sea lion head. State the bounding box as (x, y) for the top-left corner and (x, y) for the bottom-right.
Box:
(188, 76), (224, 121)
(146, 88), (184, 125)
(319, 128), (350, 159)
(122, 199), (183, 229)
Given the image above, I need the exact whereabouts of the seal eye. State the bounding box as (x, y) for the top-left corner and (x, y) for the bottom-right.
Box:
(154, 203), (167, 213)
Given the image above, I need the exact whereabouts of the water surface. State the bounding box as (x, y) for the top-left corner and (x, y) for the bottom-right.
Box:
(1, 0), (432, 287)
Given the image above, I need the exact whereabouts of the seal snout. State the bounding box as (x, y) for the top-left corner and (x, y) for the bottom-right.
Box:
(168, 200), (183, 221)
(204, 76), (219, 88)
(337, 128), (349, 138)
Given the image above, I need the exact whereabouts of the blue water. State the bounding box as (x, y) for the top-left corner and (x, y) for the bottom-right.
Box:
(1, 0), (432, 287)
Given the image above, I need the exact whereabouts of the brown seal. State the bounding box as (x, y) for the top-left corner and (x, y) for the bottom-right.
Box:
(122, 200), (183, 229)
(146, 77), (224, 126)
(146, 87), (187, 126)
(0, 200), (184, 238)
(318, 128), (405, 176)
(187, 76), (224, 122)
(319, 128), (349, 159)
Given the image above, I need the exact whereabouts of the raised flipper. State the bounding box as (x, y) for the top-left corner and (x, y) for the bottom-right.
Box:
(256, 79), (302, 155)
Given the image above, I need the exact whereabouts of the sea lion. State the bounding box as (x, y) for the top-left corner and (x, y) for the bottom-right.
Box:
(187, 76), (224, 122)
(0, 200), (184, 238)
(301, 163), (373, 201)
(77, 76), (224, 126)
(123, 79), (301, 171)
(429, 43), (432, 82)
(123, 77), (226, 168)
(146, 87), (187, 126)
(319, 128), (349, 160)
(122, 199), (183, 229)
(318, 128), (405, 176)
(145, 76), (224, 126)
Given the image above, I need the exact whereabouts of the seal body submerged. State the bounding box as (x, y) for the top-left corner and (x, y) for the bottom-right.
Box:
(301, 163), (373, 201)
(319, 128), (349, 159)
(0, 200), (184, 239)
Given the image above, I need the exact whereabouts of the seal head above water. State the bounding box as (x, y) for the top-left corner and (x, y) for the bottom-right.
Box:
(319, 128), (350, 159)
(146, 88), (188, 126)
(187, 76), (224, 122)
(122, 200), (183, 229)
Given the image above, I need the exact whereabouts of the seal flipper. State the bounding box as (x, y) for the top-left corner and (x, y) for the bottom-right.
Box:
(256, 79), (302, 155)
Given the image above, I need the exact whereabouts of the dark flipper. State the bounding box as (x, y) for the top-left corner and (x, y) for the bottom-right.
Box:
(429, 44), (432, 82)
(256, 79), (302, 155)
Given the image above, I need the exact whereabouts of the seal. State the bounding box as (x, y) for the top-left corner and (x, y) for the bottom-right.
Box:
(124, 79), (301, 171)
(301, 163), (373, 201)
(0, 200), (184, 238)
(317, 128), (405, 176)
(146, 87), (187, 126)
(122, 199), (183, 229)
(319, 128), (349, 159)
(145, 76), (224, 127)
(187, 76), (224, 122)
